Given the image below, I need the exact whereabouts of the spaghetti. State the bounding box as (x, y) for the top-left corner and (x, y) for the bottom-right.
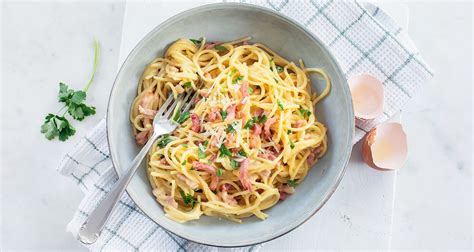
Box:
(130, 37), (330, 223)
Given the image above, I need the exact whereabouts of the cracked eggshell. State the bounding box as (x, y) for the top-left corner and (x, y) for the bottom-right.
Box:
(348, 74), (384, 120)
(362, 122), (408, 171)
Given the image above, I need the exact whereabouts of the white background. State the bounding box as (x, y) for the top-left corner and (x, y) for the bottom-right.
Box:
(1, 1), (472, 250)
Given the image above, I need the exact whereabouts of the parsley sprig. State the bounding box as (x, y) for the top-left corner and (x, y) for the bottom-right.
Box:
(179, 190), (197, 208)
(40, 40), (99, 141)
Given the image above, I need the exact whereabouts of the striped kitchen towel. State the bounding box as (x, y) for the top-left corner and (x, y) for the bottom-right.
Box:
(58, 1), (433, 251)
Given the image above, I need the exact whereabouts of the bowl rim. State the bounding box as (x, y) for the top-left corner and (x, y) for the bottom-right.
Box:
(106, 2), (354, 248)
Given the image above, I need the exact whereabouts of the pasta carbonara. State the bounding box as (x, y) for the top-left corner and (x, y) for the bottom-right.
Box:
(130, 37), (330, 223)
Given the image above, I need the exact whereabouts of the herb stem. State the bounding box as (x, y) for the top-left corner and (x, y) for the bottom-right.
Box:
(84, 39), (100, 92)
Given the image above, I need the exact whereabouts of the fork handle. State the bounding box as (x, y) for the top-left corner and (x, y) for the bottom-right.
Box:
(77, 131), (159, 244)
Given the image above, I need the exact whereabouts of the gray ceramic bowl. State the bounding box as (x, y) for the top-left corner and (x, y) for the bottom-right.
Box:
(107, 3), (354, 247)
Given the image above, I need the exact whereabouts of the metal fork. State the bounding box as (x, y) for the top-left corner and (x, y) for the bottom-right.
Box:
(78, 90), (198, 244)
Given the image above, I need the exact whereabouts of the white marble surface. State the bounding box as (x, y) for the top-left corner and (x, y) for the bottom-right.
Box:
(1, 1), (472, 251)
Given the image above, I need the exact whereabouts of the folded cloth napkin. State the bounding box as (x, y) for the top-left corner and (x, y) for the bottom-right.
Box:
(58, 1), (433, 251)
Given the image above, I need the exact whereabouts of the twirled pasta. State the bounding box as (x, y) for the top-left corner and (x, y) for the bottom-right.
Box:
(130, 37), (330, 223)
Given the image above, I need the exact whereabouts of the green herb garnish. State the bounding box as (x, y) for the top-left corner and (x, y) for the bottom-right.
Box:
(233, 75), (244, 84)
(216, 168), (223, 177)
(257, 114), (267, 124)
(226, 124), (236, 133)
(219, 144), (232, 158)
(182, 160), (187, 166)
(287, 179), (298, 187)
(248, 87), (254, 94)
(276, 65), (284, 73)
(198, 147), (206, 159)
(179, 190), (196, 207)
(184, 81), (192, 88)
(203, 140), (209, 148)
(41, 40), (99, 141)
(238, 149), (247, 157)
(244, 118), (255, 129)
(190, 38), (201, 46)
(277, 99), (284, 110)
(298, 106), (312, 118)
(289, 139), (295, 149)
(175, 111), (190, 124)
(214, 45), (228, 52)
(230, 159), (239, 169)
(229, 69), (237, 77)
(40, 114), (76, 141)
(220, 109), (227, 120)
(157, 134), (172, 148)
(287, 129), (292, 134)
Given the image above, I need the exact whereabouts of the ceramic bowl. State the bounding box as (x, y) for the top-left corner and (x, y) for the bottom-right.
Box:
(107, 3), (354, 247)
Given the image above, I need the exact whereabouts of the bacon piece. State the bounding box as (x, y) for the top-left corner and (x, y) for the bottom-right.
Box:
(263, 117), (277, 138)
(217, 183), (237, 206)
(279, 185), (295, 194)
(293, 119), (306, 128)
(208, 107), (221, 122)
(279, 192), (288, 201)
(135, 130), (149, 145)
(160, 158), (169, 165)
(226, 104), (236, 121)
(192, 161), (219, 190)
(153, 188), (178, 209)
(239, 159), (252, 191)
(204, 41), (223, 49)
(240, 80), (249, 104)
(140, 92), (156, 108)
(199, 89), (210, 98)
(177, 174), (198, 190)
(307, 146), (323, 165)
(190, 113), (201, 133)
(258, 152), (277, 161)
(249, 123), (262, 148)
(225, 133), (234, 148)
(138, 105), (156, 116)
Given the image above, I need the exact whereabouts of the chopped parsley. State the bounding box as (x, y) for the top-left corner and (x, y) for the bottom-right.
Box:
(203, 140), (209, 148)
(257, 114), (267, 124)
(184, 81), (192, 88)
(237, 149), (247, 157)
(198, 148), (206, 159)
(233, 75), (244, 84)
(226, 124), (236, 133)
(157, 134), (172, 148)
(189, 38), (201, 46)
(274, 77), (279, 83)
(248, 87), (254, 94)
(214, 45), (228, 52)
(220, 109), (227, 120)
(179, 190), (196, 207)
(287, 129), (292, 134)
(289, 139), (295, 149)
(229, 69), (237, 77)
(298, 106), (312, 118)
(219, 144), (232, 158)
(182, 144), (188, 148)
(216, 168), (223, 177)
(182, 160), (187, 166)
(175, 111), (190, 124)
(275, 65), (284, 73)
(230, 159), (240, 169)
(287, 179), (298, 187)
(244, 118), (255, 129)
(277, 99), (284, 110)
